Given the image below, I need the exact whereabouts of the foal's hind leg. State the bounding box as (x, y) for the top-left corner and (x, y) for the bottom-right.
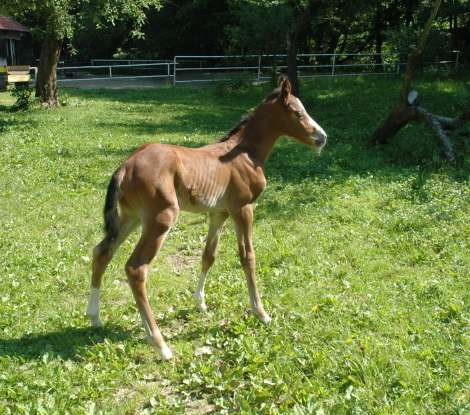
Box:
(87, 214), (137, 327)
(193, 212), (228, 311)
(126, 207), (178, 360)
(232, 204), (271, 324)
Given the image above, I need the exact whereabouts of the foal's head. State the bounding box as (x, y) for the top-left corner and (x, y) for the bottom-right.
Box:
(267, 78), (327, 151)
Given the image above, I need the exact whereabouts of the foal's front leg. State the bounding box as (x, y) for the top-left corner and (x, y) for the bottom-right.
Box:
(232, 204), (271, 324)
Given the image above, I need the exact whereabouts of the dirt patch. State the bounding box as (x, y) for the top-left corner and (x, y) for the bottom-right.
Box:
(166, 251), (200, 276)
(185, 398), (215, 414)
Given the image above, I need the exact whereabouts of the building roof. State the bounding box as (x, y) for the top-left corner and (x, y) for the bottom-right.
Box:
(0, 16), (29, 33)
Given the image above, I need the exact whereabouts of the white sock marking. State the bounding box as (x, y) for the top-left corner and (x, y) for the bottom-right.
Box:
(86, 287), (102, 327)
(193, 272), (208, 311)
(159, 344), (173, 360)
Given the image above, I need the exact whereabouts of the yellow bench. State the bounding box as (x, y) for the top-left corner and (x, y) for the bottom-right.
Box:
(7, 66), (31, 83)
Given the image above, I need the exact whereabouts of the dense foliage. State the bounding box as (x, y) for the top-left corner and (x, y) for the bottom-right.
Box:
(71, 0), (470, 64)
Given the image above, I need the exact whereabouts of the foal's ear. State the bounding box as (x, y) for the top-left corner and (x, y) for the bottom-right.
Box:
(279, 77), (292, 106)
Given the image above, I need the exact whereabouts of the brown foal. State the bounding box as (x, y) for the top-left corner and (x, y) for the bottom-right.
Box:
(86, 78), (327, 360)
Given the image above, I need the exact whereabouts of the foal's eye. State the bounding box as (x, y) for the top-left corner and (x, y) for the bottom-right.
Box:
(294, 111), (303, 119)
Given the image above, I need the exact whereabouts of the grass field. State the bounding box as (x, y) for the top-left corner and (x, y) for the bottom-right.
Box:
(0, 76), (469, 414)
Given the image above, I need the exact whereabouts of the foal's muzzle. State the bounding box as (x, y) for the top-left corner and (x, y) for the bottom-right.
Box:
(314, 132), (327, 147)
(310, 129), (327, 150)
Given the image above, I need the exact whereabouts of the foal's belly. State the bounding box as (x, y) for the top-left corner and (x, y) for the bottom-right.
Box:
(176, 184), (228, 213)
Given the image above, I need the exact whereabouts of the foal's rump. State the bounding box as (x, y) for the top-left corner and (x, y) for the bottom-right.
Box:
(117, 143), (181, 213)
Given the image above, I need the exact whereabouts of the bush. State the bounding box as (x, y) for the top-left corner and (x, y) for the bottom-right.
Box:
(269, 63), (281, 89)
(214, 76), (252, 96)
(11, 84), (34, 110)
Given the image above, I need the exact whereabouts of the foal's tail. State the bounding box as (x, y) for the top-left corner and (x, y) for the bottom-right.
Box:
(103, 170), (122, 241)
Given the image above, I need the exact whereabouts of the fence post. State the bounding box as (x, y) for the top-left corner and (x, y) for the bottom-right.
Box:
(30, 66), (38, 84)
(331, 52), (336, 77)
(257, 55), (261, 81)
(455, 51), (460, 71)
(173, 56), (177, 86)
(109, 66), (112, 78)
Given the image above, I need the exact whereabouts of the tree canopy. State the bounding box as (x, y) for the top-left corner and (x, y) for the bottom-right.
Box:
(3, 0), (162, 105)
(3, 0), (470, 103)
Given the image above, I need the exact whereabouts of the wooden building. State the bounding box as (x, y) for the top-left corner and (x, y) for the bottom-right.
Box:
(0, 16), (30, 66)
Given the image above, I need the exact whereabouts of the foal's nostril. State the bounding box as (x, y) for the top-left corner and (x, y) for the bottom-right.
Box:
(315, 133), (327, 146)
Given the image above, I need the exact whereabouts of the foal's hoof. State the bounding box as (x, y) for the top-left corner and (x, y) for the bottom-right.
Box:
(147, 337), (174, 360)
(192, 293), (208, 312)
(159, 345), (174, 361)
(254, 311), (272, 324)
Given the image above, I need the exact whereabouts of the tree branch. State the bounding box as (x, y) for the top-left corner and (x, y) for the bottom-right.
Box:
(414, 107), (456, 162)
(400, 0), (442, 102)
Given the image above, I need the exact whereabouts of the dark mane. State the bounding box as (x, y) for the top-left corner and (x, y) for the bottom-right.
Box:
(218, 113), (252, 142)
(218, 87), (281, 143)
(263, 86), (282, 103)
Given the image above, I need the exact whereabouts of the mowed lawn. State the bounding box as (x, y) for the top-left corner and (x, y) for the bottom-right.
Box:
(0, 76), (469, 414)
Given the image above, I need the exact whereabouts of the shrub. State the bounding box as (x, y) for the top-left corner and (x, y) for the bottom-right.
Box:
(214, 76), (252, 96)
(11, 84), (34, 110)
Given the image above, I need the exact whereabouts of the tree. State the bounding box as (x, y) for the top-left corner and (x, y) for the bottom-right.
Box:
(226, 0), (292, 55)
(371, 0), (469, 162)
(286, 0), (316, 96)
(138, 0), (232, 57)
(226, 0), (377, 96)
(226, 0), (317, 96)
(3, 0), (162, 107)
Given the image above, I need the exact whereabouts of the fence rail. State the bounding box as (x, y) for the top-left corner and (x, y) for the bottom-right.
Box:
(172, 53), (406, 85)
(56, 62), (171, 83)
(90, 59), (172, 66)
(33, 51), (459, 86)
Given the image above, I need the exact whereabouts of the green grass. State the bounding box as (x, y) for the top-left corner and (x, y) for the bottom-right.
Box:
(0, 75), (469, 414)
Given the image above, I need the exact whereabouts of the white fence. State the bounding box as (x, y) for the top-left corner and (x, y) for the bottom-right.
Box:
(25, 51), (460, 86)
(173, 53), (400, 85)
(90, 59), (172, 66)
(172, 51), (461, 85)
(56, 62), (171, 82)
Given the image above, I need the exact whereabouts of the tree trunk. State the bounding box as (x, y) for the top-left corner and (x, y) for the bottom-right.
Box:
(368, 0), (469, 163)
(372, 0), (441, 144)
(36, 37), (62, 107)
(405, 0), (414, 26)
(287, 30), (299, 96)
(372, 103), (415, 145)
(374, 7), (384, 70)
(286, 0), (317, 97)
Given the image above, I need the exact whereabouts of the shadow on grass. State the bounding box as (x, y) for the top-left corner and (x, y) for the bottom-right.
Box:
(0, 324), (136, 361)
(63, 84), (267, 107)
(0, 114), (38, 134)
(94, 113), (235, 138)
(0, 104), (14, 112)
(49, 137), (207, 163)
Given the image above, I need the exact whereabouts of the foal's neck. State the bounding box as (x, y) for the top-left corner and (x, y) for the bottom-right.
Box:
(226, 105), (281, 164)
